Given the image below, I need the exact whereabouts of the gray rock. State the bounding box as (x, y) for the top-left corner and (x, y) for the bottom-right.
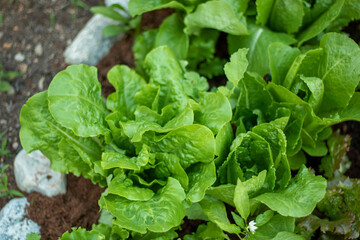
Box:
(64, 0), (129, 66)
(0, 198), (41, 240)
(14, 53), (25, 62)
(14, 149), (66, 197)
(105, 0), (129, 8)
(34, 43), (43, 56)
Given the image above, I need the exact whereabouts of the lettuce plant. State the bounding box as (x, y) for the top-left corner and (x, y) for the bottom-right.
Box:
(18, 0), (360, 239)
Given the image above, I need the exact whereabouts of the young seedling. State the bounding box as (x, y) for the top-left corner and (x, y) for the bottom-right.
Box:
(0, 164), (24, 198)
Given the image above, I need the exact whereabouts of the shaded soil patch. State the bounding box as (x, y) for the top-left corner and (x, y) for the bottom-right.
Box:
(27, 174), (104, 239)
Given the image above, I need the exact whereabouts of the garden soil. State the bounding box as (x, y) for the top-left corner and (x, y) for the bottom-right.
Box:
(1, 1), (360, 239)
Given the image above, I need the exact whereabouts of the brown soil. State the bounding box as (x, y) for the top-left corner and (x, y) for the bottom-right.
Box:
(27, 174), (104, 239)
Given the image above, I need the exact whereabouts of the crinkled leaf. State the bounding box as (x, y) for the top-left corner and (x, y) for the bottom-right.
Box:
(195, 91), (232, 134)
(102, 145), (150, 171)
(254, 165), (327, 217)
(107, 171), (155, 201)
(100, 177), (186, 234)
(184, 0), (248, 35)
(106, 65), (146, 119)
(20, 91), (102, 175)
(144, 46), (187, 111)
(187, 162), (216, 203)
(47, 65), (109, 137)
(143, 125), (215, 169)
(60, 227), (105, 240)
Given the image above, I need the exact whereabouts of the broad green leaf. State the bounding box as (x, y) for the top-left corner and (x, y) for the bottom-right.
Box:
(254, 165), (327, 217)
(256, 0), (274, 26)
(249, 214), (295, 240)
(195, 92), (232, 134)
(206, 184), (235, 206)
(144, 46), (188, 111)
(106, 65), (146, 119)
(228, 22), (296, 77)
(187, 162), (216, 202)
(221, 0), (250, 16)
(60, 227), (105, 240)
(155, 13), (189, 60)
(255, 210), (274, 227)
(107, 172), (155, 201)
(199, 195), (241, 234)
(184, 0), (248, 35)
(297, 0), (345, 46)
(143, 125), (215, 169)
(100, 177), (186, 234)
(153, 153), (189, 190)
(182, 71), (209, 100)
(128, 0), (192, 16)
(316, 33), (360, 115)
(48, 65), (109, 137)
(234, 179), (250, 221)
(185, 202), (209, 220)
(102, 145), (150, 171)
(268, 0), (304, 34)
(337, 92), (360, 122)
(268, 42), (300, 85)
(243, 170), (267, 196)
(20, 91), (102, 173)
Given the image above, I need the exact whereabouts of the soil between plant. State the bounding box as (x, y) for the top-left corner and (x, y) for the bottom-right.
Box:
(0, 2), (360, 240)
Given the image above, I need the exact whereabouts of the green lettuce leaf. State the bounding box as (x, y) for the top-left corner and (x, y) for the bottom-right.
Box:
(184, 0), (248, 35)
(254, 165), (326, 217)
(100, 177), (186, 234)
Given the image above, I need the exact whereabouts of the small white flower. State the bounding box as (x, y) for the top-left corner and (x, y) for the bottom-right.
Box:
(248, 220), (258, 233)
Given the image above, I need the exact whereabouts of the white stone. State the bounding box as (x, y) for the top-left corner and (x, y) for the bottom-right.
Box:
(14, 149), (66, 197)
(0, 198), (41, 240)
(105, 0), (129, 8)
(14, 53), (25, 62)
(64, 0), (129, 66)
(34, 43), (43, 56)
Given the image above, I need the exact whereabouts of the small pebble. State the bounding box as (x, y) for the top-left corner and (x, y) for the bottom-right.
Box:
(38, 77), (45, 90)
(34, 43), (43, 56)
(19, 63), (27, 73)
(14, 53), (25, 62)
(13, 26), (19, 31)
(12, 141), (19, 150)
(7, 86), (15, 96)
(0, 32), (3, 39)
(0, 119), (7, 125)
(3, 43), (11, 49)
